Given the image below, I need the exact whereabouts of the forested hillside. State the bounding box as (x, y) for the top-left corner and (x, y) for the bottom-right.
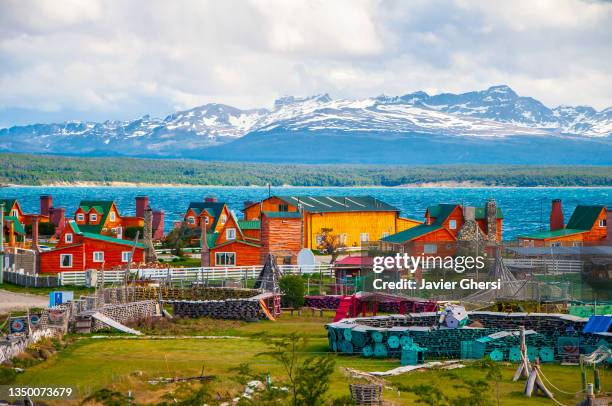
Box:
(0, 153), (610, 187)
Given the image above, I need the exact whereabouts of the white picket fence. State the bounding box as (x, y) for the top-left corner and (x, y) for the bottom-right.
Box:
(504, 258), (583, 273)
(58, 264), (334, 286)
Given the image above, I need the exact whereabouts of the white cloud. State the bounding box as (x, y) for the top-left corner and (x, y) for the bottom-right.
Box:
(0, 0), (610, 126)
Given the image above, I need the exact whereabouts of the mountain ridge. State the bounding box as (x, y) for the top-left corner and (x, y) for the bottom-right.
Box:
(1, 85), (610, 163)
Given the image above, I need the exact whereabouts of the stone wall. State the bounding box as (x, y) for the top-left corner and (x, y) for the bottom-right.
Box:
(101, 286), (258, 304)
(89, 300), (160, 331)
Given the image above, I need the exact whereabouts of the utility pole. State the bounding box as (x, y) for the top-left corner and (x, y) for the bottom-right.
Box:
(0, 202), (4, 284)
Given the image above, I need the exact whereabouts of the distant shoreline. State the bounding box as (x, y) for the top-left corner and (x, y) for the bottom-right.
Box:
(4, 181), (611, 189)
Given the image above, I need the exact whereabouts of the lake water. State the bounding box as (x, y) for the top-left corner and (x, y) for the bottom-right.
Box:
(2, 186), (611, 240)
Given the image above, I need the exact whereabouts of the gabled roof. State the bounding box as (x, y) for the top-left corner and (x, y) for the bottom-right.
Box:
(77, 200), (115, 233)
(187, 201), (227, 229)
(426, 204), (459, 226)
(3, 216), (25, 235)
(262, 195), (399, 213)
(0, 199), (18, 214)
(427, 203), (503, 225)
(67, 220), (144, 248)
(212, 239), (262, 249)
(517, 228), (587, 240)
(238, 219), (261, 230)
(566, 205), (605, 230)
(381, 224), (444, 244)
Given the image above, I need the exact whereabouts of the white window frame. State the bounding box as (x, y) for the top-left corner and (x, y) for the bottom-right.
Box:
(90, 213), (98, 222)
(77, 213), (85, 222)
(424, 244), (437, 254)
(360, 233), (369, 242)
(226, 228), (236, 240)
(449, 220), (457, 230)
(215, 252), (236, 266)
(550, 242), (562, 247)
(93, 251), (104, 263)
(109, 211), (116, 222)
(121, 251), (132, 263)
(60, 254), (73, 268)
(572, 242), (583, 247)
(116, 226), (122, 239)
(187, 216), (195, 225)
(339, 234), (348, 244)
(65, 233), (73, 243)
(11, 209), (18, 217)
(220, 214), (227, 225)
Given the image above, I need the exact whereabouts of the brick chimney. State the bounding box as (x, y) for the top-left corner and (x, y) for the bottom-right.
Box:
(485, 199), (498, 242)
(40, 195), (52, 216)
(31, 215), (40, 252)
(152, 210), (165, 240)
(550, 199), (564, 231)
(200, 219), (210, 267)
(136, 195), (149, 218)
(204, 197), (217, 203)
(143, 206), (157, 263)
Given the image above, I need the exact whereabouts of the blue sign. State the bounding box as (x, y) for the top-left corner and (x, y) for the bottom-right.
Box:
(49, 291), (74, 307)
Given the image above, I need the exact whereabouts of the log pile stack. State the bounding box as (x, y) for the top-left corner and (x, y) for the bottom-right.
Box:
(169, 299), (265, 321)
(102, 286), (258, 303)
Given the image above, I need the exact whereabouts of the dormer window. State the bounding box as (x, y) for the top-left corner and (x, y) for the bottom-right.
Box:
(226, 228), (236, 240)
(77, 213), (85, 222)
(205, 217), (210, 224)
(65, 233), (73, 243)
(187, 216), (195, 224)
(90, 213), (97, 222)
(109, 212), (116, 221)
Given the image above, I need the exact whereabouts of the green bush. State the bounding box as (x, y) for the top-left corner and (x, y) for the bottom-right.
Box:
(0, 366), (17, 384)
(25, 222), (56, 236)
(279, 275), (305, 309)
(124, 226), (144, 239)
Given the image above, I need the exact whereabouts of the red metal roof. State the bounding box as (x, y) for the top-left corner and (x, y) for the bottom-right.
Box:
(335, 256), (374, 266)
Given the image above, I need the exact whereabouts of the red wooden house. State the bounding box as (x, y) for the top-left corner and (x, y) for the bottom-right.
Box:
(518, 201), (608, 247)
(381, 201), (503, 256)
(39, 220), (144, 273)
(73, 196), (164, 240)
(204, 211), (302, 267)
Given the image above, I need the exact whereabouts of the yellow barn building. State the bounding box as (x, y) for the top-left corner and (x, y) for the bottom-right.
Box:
(243, 195), (421, 249)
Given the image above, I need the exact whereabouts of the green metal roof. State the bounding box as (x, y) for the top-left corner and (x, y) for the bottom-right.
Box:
(238, 219), (261, 230)
(77, 200), (115, 233)
(427, 204), (459, 226)
(517, 228), (587, 240)
(68, 220), (144, 248)
(0, 199), (17, 214)
(427, 204), (503, 225)
(4, 216), (25, 235)
(187, 201), (227, 230)
(263, 211), (302, 219)
(204, 232), (219, 248)
(566, 205), (605, 230)
(381, 225), (443, 244)
(273, 195), (399, 213)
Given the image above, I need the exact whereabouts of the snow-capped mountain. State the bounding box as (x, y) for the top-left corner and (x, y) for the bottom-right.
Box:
(0, 85), (610, 161)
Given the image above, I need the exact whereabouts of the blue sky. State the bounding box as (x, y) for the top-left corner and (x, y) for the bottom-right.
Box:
(1, 0), (611, 127)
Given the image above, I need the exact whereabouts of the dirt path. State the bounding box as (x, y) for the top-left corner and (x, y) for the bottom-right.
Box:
(0, 289), (48, 312)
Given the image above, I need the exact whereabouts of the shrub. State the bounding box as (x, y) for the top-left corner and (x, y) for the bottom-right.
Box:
(279, 275), (305, 309)
(124, 226), (144, 240)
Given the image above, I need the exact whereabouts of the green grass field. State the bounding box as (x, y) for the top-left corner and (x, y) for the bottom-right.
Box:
(10, 314), (604, 405)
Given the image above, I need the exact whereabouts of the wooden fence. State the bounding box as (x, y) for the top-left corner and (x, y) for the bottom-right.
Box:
(3, 270), (61, 288)
(57, 264), (334, 286)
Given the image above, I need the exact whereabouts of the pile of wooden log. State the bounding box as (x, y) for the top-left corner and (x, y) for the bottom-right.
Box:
(169, 299), (265, 321)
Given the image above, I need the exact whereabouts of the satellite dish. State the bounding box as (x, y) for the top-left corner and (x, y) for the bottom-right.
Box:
(297, 248), (316, 267)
